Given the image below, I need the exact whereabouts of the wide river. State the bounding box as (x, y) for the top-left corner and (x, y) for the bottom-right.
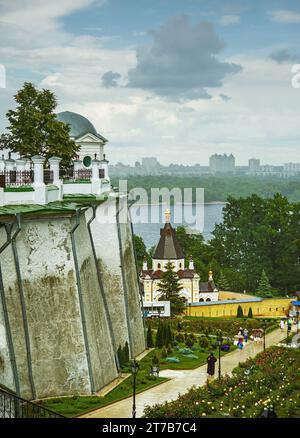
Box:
(131, 203), (225, 248)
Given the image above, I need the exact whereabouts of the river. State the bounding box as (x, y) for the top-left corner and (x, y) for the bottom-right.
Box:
(131, 203), (225, 248)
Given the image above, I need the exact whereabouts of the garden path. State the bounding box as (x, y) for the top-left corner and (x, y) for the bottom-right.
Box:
(81, 328), (287, 419)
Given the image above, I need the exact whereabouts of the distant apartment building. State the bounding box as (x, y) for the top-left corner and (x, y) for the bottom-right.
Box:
(248, 158), (260, 174)
(283, 162), (300, 177)
(209, 154), (235, 174)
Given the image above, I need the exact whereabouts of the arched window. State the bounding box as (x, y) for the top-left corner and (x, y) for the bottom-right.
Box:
(199, 298), (204, 302)
(179, 263), (182, 269)
(206, 298), (211, 302)
(157, 263), (161, 269)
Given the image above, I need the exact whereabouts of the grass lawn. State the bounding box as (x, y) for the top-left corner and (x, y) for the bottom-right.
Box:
(40, 358), (167, 417)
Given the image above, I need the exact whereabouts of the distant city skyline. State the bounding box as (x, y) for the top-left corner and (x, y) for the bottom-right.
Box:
(0, 0), (300, 165)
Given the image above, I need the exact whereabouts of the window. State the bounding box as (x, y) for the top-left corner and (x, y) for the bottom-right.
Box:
(157, 263), (161, 269)
(206, 298), (211, 302)
(199, 298), (204, 302)
(179, 263), (182, 268)
(83, 155), (92, 168)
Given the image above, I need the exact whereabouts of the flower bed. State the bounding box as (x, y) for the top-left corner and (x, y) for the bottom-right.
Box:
(143, 347), (300, 418)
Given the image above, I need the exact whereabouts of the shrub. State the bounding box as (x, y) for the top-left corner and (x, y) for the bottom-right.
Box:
(161, 346), (168, 358)
(248, 307), (253, 318)
(147, 325), (154, 348)
(152, 352), (160, 366)
(237, 305), (244, 318)
(185, 336), (194, 348)
(167, 344), (173, 355)
(199, 337), (210, 349)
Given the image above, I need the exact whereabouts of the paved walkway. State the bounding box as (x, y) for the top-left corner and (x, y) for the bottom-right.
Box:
(82, 328), (287, 419)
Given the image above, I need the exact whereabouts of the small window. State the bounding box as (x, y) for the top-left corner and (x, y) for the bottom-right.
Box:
(206, 298), (211, 302)
(157, 263), (161, 269)
(179, 263), (182, 268)
(83, 155), (92, 168)
(199, 298), (204, 302)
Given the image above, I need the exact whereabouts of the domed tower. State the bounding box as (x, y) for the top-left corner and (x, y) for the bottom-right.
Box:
(57, 111), (108, 168)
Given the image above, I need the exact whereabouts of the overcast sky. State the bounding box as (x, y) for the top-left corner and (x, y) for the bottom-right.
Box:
(0, 0), (300, 165)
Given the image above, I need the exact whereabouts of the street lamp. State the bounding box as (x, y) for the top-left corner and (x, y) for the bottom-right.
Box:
(296, 311), (299, 333)
(131, 359), (139, 418)
(217, 335), (223, 380)
(262, 320), (267, 352)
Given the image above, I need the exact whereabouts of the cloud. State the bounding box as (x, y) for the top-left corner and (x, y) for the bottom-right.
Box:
(269, 48), (300, 64)
(102, 71), (122, 88)
(127, 16), (242, 101)
(218, 15), (240, 26)
(269, 10), (300, 24)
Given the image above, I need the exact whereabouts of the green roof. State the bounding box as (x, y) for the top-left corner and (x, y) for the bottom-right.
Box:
(57, 111), (107, 142)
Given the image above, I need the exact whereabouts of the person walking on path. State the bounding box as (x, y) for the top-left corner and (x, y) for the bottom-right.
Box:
(280, 319), (285, 331)
(206, 353), (217, 381)
(287, 318), (292, 334)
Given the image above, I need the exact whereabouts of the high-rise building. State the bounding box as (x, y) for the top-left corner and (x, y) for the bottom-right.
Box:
(209, 154), (235, 174)
(248, 158), (260, 174)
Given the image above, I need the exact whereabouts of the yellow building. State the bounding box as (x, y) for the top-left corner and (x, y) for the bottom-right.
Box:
(186, 295), (292, 318)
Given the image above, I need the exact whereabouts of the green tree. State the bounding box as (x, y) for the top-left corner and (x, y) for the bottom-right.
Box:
(257, 270), (273, 298)
(237, 305), (244, 318)
(155, 324), (163, 348)
(218, 271), (230, 291)
(248, 307), (253, 318)
(146, 325), (154, 348)
(157, 262), (185, 316)
(133, 235), (148, 270)
(0, 82), (79, 168)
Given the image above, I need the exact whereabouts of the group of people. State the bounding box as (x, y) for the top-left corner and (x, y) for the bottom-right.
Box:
(236, 327), (249, 350)
(280, 318), (293, 333)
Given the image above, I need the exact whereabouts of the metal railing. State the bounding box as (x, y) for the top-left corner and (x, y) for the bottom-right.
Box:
(0, 171), (33, 188)
(60, 169), (105, 181)
(0, 387), (64, 418)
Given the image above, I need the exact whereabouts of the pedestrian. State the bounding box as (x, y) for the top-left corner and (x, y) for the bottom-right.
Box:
(287, 319), (292, 334)
(238, 327), (243, 337)
(237, 337), (244, 350)
(280, 319), (285, 331)
(243, 328), (248, 343)
(206, 353), (217, 380)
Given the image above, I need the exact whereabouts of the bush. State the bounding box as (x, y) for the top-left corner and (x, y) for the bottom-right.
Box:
(161, 346), (168, 358)
(147, 325), (154, 348)
(237, 305), (244, 318)
(167, 344), (173, 355)
(199, 337), (210, 349)
(185, 336), (194, 348)
(248, 307), (253, 318)
(152, 352), (160, 366)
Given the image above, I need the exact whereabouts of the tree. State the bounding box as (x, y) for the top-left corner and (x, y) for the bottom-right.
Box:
(155, 324), (163, 348)
(133, 235), (148, 270)
(257, 270), (273, 298)
(0, 82), (79, 168)
(146, 325), (154, 348)
(157, 262), (185, 316)
(237, 305), (244, 318)
(248, 307), (253, 318)
(218, 271), (230, 291)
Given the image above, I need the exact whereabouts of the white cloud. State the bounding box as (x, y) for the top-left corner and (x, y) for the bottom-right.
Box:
(269, 10), (300, 24)
(218, 15), (240, 26)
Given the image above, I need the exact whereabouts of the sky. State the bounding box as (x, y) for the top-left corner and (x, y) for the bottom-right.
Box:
(0, 0), (300, 165)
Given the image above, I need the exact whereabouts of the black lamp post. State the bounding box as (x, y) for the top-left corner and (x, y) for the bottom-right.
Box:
(217, 335), (223, 380)
(131, 359), (139, 418)
(296, 311), (299, 333)
(262, 320), (267, 352)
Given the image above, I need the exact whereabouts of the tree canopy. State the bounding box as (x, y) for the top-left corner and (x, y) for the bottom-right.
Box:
(0, 82), (79, 168)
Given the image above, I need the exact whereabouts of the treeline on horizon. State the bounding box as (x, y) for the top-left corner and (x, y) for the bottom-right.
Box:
(134, 193), (300, 295)
(112, 175), (300, 203)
